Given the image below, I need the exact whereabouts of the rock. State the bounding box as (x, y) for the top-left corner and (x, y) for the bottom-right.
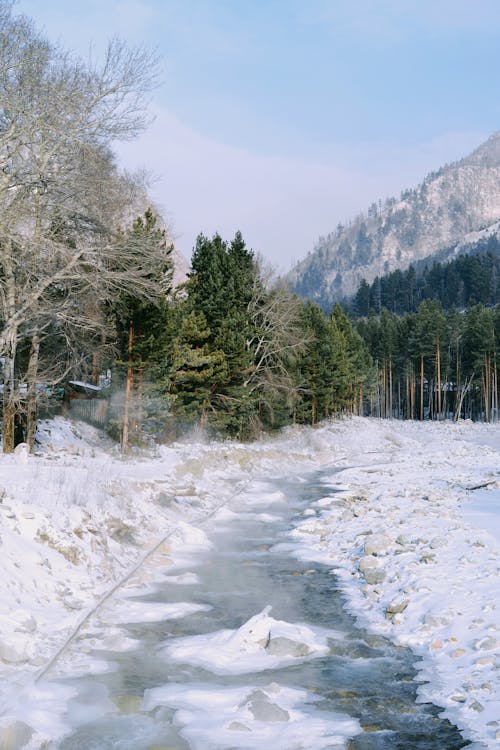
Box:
(475, 656), (496, 667)
(424, 614), (450, 628)
(115, 694), (142, 714)
(0, 721), (33, 749)
(469, 700), (485, 712)
(420, 553), (436, 564)
(363, 568), (386, 585)
(364, 534), (391, 556)
(450, 649), (466, 659)
(395, 534), (410, 546)
(429, 537), (447, 549)
(266, 636), (310, 657)
(358, 555), (380, 573)
(430, 640), (443, 651)
(245, 689), (290, 722)
(385, 596), (409, 619)
(474, 636), (498, 651)
(450, 692), (467, 703)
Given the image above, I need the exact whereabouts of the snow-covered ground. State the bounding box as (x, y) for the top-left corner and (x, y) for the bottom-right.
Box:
(0, 416), (498, 748)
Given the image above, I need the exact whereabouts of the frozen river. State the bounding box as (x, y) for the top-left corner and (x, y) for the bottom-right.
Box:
(36, 470), (469, 750)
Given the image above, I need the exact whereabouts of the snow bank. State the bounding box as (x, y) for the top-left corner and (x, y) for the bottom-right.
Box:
(0, 415), (336, 746)
(0, 415), (498, 748)
(288, 418), (500, 749)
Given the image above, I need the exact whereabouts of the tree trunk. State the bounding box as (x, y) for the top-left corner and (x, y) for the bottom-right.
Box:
(2, 326), (18, 453)
(92, 351), (99, 386)
(26, 331), (40, 452)
(388, 354), (393, 418)
(136, 362), (143, 443)
(420, 355), (424, 421)
(436, 337), (441, 419)
(121, 320), (134, 453)
(493, 353), (498, 421)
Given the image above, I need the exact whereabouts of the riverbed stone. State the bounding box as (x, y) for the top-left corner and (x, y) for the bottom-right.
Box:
(474, 636), (498, 651)
(429, 537), (447, 549)
(358, 555), (380, 573)
(266, 636), (311, 657)
(0, 721), (33, 749)
(245, 689), (290, 722)
(363, 567), (386, 585)
(364, 534), (391, 556)
(424, 614), (450, 628)
(385, 596), (409, 619)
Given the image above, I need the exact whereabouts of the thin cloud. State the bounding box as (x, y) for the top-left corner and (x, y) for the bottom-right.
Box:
(298, 0), (500, 40)
(115, 107), (485, 271)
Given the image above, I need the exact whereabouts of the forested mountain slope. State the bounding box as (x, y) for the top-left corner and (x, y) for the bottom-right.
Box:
(288, 132), (500, 309)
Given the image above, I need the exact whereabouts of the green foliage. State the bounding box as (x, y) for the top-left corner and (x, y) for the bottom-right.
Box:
(357, 300), (500, 421)
(351, 245), (500, 317)
(135, 231), (375, 439)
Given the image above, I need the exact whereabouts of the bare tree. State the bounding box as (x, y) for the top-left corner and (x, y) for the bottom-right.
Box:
(0, 2), (166, 451)
(244, 271), (309, 418)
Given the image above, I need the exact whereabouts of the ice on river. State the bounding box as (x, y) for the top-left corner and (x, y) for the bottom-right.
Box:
(98, 599), (211, 626)
(161, 605), (345, 675)
(143, 681), (360, 750)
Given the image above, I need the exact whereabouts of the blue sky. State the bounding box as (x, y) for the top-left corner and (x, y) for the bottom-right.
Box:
(15, 0), (500, 269)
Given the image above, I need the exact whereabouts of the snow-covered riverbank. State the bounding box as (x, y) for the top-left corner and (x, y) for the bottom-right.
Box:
(0, 416), (498, 748)
(289, 419), (500, 749)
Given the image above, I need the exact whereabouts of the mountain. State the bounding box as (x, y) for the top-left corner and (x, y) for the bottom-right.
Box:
(287, 132), (500, 308)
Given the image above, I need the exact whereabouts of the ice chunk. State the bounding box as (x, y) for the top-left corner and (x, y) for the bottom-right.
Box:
(161, 606), (344, 675)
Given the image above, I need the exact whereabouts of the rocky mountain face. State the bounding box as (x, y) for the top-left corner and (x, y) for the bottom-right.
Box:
(287, 132), (500, 308)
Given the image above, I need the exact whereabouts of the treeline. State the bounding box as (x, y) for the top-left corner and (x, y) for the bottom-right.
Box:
(115, 231), (371, 445)
(356, 302), (500, 422)
(351, 241), (500, 316)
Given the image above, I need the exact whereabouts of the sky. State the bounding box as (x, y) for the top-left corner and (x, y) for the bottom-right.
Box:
(14, 0), (500, 271)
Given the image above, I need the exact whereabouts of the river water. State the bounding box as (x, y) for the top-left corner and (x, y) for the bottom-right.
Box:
(38, 469), (469, 750)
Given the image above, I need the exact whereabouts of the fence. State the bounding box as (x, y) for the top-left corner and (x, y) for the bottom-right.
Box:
(66, 398), (109, 429)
